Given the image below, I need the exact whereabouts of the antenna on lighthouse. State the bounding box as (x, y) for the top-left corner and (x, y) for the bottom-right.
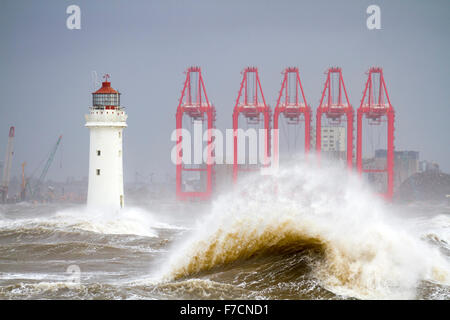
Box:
(91, 71), (100, 91)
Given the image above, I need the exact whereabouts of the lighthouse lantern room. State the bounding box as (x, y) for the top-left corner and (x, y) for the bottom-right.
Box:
(85, 75), (127, 210)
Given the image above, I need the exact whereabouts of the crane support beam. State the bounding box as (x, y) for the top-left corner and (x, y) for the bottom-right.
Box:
(1, 127), (15, 203)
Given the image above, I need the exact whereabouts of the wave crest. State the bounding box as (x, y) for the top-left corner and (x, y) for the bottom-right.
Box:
(159, 161), (450, 299)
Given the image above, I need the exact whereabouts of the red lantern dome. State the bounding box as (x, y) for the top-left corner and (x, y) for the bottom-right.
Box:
(92, 75), (121, 109)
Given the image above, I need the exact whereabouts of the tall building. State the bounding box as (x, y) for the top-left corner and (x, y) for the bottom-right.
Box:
(321, 126), (346, 159)
(85, 77), (127, 209)
(373, 149), (419, 190)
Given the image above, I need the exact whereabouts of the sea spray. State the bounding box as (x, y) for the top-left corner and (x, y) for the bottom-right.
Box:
(158, 160), (450, 299)
(0, 205), (181, 237)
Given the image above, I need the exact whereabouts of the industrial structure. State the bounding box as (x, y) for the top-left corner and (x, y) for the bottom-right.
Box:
(175, 66), (216, 200)
(0, 132), (64, 203)
(0, 127), (15, 203)
(168, 66), (395, 202)
(27, 135), (62, 199)
(316, 68), (354, 168)
(273, 67), (311, 164)
(371, 149), (417, 191)
(356, 67), (395, 200)
(85, 75), (127, 209)
(232, 67), (271, 183)
(20, 162), (26, 201)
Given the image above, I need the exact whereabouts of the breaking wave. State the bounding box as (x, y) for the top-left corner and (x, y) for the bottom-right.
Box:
(158, 160), (450, 299)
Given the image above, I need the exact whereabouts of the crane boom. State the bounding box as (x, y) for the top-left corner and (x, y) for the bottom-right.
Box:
(33, 135), (62, 197)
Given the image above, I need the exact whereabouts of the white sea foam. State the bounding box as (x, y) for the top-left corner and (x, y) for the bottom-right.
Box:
(157, 159), (450, 299)
(0, 206), (182, 237)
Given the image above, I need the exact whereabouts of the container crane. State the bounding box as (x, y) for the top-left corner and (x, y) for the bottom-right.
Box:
(316, 68), (354, 168)
(273, 67), (311, 164)
(232, 67), (271, 183)
(175, 67), (216, 200)
(356, 67), (395, 200)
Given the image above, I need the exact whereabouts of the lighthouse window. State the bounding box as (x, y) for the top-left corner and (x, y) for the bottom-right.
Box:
(96, 169), (101, 176)
(118, 132), (121, 139)
(97, 150), (101, 156)
(93, 93), (120, 107)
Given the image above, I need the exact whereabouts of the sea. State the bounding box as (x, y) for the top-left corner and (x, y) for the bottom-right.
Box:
(0, 162), (449, 300)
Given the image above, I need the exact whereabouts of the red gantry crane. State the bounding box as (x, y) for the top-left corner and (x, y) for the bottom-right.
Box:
(0, 127), (15, 203)
(273, 67), (311, 164)
(357, 67), (395, 200)
(232, 67), (271, 183)
(175, 66), (216, 200)
(316, 67), (354, 168)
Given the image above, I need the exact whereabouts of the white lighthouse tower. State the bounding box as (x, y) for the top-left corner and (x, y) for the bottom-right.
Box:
(85, 75), (127, 210)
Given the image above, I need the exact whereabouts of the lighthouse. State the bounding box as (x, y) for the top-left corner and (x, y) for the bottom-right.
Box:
(85, 75), (127, 209)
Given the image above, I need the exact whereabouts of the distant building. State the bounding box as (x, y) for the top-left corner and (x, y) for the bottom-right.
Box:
(321, 126), (346, 160)
(373, 149), (420, 190)
(419, 160), (440, 173)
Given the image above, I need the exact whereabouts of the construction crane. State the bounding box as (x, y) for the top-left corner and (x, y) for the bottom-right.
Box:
(0, 127), (15, 203)
(27, 135), (62, 199)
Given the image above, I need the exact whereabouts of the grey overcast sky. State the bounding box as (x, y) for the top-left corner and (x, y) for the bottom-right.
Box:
(0, 0), (449, 183)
